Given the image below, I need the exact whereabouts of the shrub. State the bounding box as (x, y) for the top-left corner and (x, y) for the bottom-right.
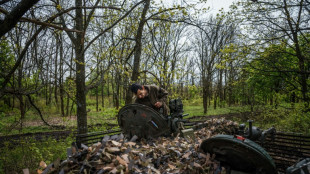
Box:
(0, 135), (73, 173)
(253, 104), (310, 133)
(281, 106), (310, 133)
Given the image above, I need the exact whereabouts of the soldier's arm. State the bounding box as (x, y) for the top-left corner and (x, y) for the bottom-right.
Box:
(133, 95), (138, 103)
(157, 87), (168, 103)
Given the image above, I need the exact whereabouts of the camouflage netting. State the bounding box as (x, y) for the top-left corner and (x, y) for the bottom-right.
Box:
(37, 118), (239, 174)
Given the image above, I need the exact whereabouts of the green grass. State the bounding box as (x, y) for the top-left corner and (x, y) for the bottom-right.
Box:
(1, 96), (309, 135)
(0, 99), (120, 135)
(183, 105), (251, 117)
(0, 135), (74, 174)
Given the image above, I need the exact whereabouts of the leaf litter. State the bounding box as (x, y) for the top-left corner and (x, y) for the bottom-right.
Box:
(38, 118), (238, 174)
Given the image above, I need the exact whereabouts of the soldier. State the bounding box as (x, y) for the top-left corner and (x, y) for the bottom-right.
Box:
(130, 83), (169, 116)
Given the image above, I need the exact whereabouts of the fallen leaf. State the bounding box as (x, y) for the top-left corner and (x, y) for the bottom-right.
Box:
(142, 145), (149, 149)
(111, 140), (121, 147)
(104, 152), (113, 159)
(206, 153), (210, 160)
(182, 151), (191, 159)
(158, 144), (165, 149)
(39, 161), (47, 169)
(107, 147), (120, 153)
(150, 166), (160, 174)
(168, 163), (176, 169)
(133, 166), (142, 173)
(121, 147), (127, 152)
(198, 153), (207, 158)
(22, 169), (30, 174)
(116, 156), (128, 166)
(110, 167), (118, 174)
(131, 149), (139, 154)
(121, 154), (130, 163)
(193, 162), (202, 168)
(103, 166), (113, 171)
(172, 169), (180, 173)
(93, 143), (102, 153)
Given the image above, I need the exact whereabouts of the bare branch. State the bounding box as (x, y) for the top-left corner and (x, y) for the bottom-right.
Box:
(84, 0), (144, 53)
(19, 17), (81, 32)
(0, 0), (40, 37)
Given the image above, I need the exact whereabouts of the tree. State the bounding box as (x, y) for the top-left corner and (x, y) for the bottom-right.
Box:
(0, 0), (40, 37)
(234, 0), (310, 108)
(55, 0), (145, 134)
(192, 15), (236, 113)
(148, 22), (189, 95)
(125, 0), (150, 104)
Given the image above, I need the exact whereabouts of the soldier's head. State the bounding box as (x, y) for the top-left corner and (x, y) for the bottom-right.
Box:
(131, 83), (147, 99)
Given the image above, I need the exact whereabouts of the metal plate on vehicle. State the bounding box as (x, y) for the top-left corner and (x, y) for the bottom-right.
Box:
(117, 104), (170, 139)
(200, 134), (277, 174)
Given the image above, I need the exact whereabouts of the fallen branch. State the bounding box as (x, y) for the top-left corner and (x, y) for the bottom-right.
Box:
(26, 94), (65, 129)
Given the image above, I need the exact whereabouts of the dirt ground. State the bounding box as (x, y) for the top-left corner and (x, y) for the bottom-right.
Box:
(23, 116), (78, 127)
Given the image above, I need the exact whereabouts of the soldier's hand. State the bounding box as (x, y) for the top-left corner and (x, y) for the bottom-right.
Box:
(154, 102), (162, 108)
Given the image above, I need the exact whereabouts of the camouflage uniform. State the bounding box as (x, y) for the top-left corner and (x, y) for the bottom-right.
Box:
(135, 85), (169, 116)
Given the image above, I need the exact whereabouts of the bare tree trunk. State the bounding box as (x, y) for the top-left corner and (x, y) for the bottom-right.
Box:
(125, 0), (150, 104)
(111, 71), (115, 107)
(96, 57), (99, 112)
(58, 34), (65, 117)
(66, 47), (74, 116)
(224, 69), (227, 103)
(214, 90), (217, 110)
(101, 82), (104, 108)
(66, 89), (70, 116)
(180, 82), (184, 98)
(46, 59), (49, 105)
(18, 66), (25, 120)
(202, 77), (208, 114)
(208, 75), (212, 108)
(101, 65), (105, 109)
(219, 69), (223, 108)
(54, 36), (58, 105)
(250, 87), (255, 112)
(75, 0), (87, 134)
(12, 74), (15, 110)
(107, 76), (110, 105)
(115, 72), (120, 109)
(48, 71), (52, 104)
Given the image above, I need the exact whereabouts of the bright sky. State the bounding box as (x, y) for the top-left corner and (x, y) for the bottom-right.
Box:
(206, 0), (237, 13)
(157, 0), (238, 16)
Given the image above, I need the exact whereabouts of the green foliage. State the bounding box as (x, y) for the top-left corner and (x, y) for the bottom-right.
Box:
(0, 135), (73, 173)
(251, 104), (310, 133)
(280, 106), (310, 133)
(183, 98), (203, 106)
(183, 100), (251, 118)
(64, 77), (76, 102)
(253, 105), (287, 128)
(0, 112), (5, 134)
(226, 39), (310, 109)
(0, 39), (14, 86)
(0, 109), (20, 135)
(88, 107), (118, 120)
(0, 102), (11, 115)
